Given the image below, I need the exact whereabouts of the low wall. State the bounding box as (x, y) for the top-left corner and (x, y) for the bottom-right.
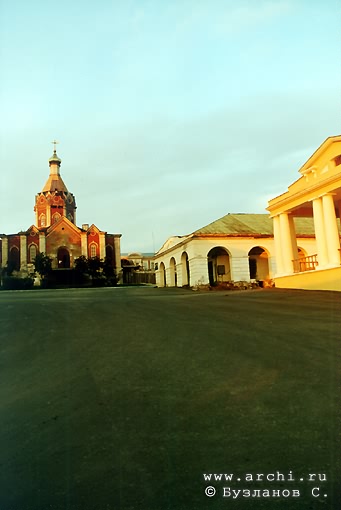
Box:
(274, 266), (341, 292)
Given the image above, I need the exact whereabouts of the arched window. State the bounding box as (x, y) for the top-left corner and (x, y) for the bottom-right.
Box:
(248, 246), (270, 281)
(159, 262), (166, 287)
(169, 257), (177, 287)
(207, 247), (230, 285)
(29, 244), (37, 263)
(90, 243), (97, 258)
(106, 245), (113, 261)
(57, 247), (70, 268)
(40, 213), (46, 227)
(9, 246), (20, 271)
(52, 212), (61, 223)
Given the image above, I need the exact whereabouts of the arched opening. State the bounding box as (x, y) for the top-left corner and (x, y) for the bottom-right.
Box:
(57, 247), (70, 268)
(248, 246), (270, 280)
(89, 243), (97, 258)
(169, 257), (177, 287)
(181, 252), (190, 286)
(298, 247), (307, 258)
(52, 212), (61, 223)
(295, 247), (315, 272)
(9, 246), (20, 272)
(29, 244), (37, 263)
(207, 247), (231, 285)
(106, 245), (113, 262)
(159, 262), (166, 287)
(39, 213), (46, 227)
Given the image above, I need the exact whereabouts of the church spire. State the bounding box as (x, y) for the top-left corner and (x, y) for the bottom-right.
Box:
(43, 141), (67, 191)
(48, 140), (62, 174)
(34, 143), (77, 228)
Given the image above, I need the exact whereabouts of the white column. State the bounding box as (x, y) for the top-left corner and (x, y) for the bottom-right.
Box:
(165, 267), (172, 286)
(312, 197), (329, 268)
(2, 238), (8, 267)
(20, 235), (27, 268)
(113, 236), (122, 282)
(168, 264), (176, 287)
(279, 213), (296, 274)
(39, 233), (46, 253)
(188, 256), (210, 286)
(322, 194), (341, 266)
(46, 206), (51, 227)
(272, 215), (284, 276)
(268, 256), (277, 278)
(99, 233), (106, 260)
(288, 215), (299, 262)
(156, 269), (165, 287)
(230, 257), (250, 281)
(81, 232), (87, 256)
(175, 263), (183, 287)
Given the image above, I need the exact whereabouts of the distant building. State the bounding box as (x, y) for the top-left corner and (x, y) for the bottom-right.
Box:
(121, 252), (156, 285)
(0, 147), (122, 280)
(154, 213), (317, 288)
(121, 252), (155, 271)
(267, 135), (341, 291)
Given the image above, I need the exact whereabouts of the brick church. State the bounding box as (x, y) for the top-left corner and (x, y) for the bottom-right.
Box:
(0, 145), (122, 279)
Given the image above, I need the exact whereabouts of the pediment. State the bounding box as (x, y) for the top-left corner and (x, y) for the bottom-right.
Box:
(46, 216), (81, 237)
(268, 135), (341, 215)
(299, 135), (341, 177)
(26, 224), (40, 235)
(156, 235), (191, 255)
(88, 224), (105, 234)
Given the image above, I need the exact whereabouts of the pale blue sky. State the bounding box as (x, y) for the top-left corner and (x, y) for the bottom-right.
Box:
(1, 0), (340, 252)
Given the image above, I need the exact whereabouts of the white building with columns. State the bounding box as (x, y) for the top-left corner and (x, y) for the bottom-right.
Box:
(154, 214), (316, 288)
(267, 135), (341, 291)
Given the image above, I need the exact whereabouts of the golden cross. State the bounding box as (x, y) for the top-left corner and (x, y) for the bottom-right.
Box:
(51, 140), (59, 152)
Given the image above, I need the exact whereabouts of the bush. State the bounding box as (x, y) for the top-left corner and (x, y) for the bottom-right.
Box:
(2, 276), (34, 290)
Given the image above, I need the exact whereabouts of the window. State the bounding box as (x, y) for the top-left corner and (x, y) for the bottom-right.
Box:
(40, 213), (46, 227)
(9, 247), (20, 271)
(90, 243), (97, 258)
(29, 244), (37, 263)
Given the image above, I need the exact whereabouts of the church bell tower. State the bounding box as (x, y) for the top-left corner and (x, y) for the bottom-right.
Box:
(34, 142), (77, 228)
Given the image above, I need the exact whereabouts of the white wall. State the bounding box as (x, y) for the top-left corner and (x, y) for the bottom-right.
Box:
(155, 236), (316, 287)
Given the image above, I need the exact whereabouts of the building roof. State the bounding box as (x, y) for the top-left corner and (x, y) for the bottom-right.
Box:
(193, 213), (320, 237)
(42, 150), (68, 192)
(155, 213), (320, 256)
(42, 174), (68, 193)
(193, 213), (273, 236)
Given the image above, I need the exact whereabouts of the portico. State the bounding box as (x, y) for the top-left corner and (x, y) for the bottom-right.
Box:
(267, 135), (341, 291)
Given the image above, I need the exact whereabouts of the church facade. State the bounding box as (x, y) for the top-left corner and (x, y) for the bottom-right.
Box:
(0, 147), (122, 279)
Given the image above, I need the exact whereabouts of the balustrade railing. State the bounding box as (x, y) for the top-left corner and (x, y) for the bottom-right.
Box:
(292, 254), (318, 273)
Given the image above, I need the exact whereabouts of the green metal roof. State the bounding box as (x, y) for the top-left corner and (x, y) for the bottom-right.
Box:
(192, 213), (320, 237)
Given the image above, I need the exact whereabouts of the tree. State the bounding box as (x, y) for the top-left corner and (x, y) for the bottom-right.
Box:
(34, 252), (52, 281)
(2, 260), (17, 277)
(74, 255), (89, 275)
(87, 256), (103, 279)
(103, 256), (118, 286)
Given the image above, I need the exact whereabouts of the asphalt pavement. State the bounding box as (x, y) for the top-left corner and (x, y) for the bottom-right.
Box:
(0, 286), (340, 510)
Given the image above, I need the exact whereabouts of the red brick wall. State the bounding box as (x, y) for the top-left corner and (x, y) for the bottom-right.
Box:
(46, 224), (82, 267)
(87, 232), (99, 258)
